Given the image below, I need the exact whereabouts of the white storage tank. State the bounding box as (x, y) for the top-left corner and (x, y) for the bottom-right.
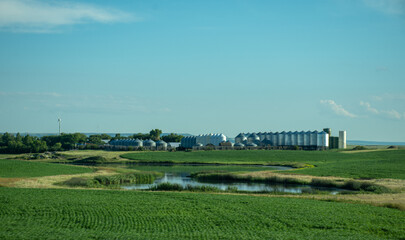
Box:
(339, 131), (346, 149)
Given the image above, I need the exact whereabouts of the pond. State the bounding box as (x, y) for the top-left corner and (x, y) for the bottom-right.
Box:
(113, 163), (345, 194)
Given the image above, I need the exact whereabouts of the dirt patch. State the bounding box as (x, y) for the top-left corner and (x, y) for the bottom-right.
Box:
(9, 169), (116, 189)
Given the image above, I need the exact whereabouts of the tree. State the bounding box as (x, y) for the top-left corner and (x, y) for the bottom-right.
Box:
(132, 133), (149, 140)
(100, 134), (112, 140)
(88, 135), (104, 145)
(112, 134), (126, 140)
(162, 133), (184, 143)
(149, 129), (162, 141)
(51, 142), (62, 151)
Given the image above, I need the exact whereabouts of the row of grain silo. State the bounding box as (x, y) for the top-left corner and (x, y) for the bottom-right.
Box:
(234, 129), (346, 150)
(109, 139), (168, 150)
(235, 131), (329, 150)
(180, 134), (227, 148)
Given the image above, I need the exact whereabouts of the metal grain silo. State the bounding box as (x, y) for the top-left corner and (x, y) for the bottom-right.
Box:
(134, 139), (143, 147)
(248, 133), (260, 144)
(195, 134), (203, 146)
(317, 131), (328, 148)
(143, 139), (156, 148)
(156, 140), (167, 150)
(304, 131), (311, 146)
(291, 131), (298, 146)
(284, 131), (292, 146)
(278, 131), (285, 146)
(272, 132), (279, 146)
(310, 131), (318, 146)
(218, 134), (227, 145)
(297, 131), (304, 146)
(258, 132), (266, 141)
(235, 133), (247, 144)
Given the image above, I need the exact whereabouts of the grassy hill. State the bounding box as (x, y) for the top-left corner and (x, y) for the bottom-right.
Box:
(121, 150), (405, 179)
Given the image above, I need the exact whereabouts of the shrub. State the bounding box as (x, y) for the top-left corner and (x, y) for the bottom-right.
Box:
(74, 156), (108, 164)
(62, 177), (92, 187)
(342, 180), (392, 193)
(94, 172), (157, 185)
(352, 146), (367, 150)
(150, 183), (184, 191)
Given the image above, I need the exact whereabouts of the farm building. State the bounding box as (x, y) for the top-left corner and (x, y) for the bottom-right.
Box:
(108, 139), (169, 151)
(235, 129), (346, 150)
(180, 134), (227, 148)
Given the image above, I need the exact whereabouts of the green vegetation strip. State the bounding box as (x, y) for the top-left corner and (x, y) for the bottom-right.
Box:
(192, 172), (392, 193)
(0, 188), (404, 239)
(121, 150), (405, 179)
(0, 159), (92, 178)
(61, 172), (163, 188)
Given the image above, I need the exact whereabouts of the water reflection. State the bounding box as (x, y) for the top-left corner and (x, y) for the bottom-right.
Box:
(122, 172), (343, 194)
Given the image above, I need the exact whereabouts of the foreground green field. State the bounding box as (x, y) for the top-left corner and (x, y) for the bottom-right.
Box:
(0, 159), (93, 178)
(122, 150), (405, 179)
(0, 188), (404, 240)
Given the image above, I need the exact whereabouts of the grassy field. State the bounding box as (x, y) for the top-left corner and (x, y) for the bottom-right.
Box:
(0, 159), (93, 178)
(121, 150), (405, 179)
(0, 188), (404, 240)
(100, 163), (286, 174)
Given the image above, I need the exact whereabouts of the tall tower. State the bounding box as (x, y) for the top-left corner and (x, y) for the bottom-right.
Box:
(58, 118), (62, 136)
(339, 131), (346, 149)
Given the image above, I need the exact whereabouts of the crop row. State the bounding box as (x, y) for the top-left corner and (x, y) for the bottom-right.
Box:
(0, 159), (92, 178)
(1, 188), (404, 239)
(121, 150), (405, 179)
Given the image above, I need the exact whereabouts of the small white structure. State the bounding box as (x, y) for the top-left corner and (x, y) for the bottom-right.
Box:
(339, 131), (347, 149)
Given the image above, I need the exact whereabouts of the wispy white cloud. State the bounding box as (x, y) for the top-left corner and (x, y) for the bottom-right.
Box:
(362, 0), (405, 15)
(0, 0), (135, 33)
(320, 100), (357, 118)
(372, 93), (405, 101)
(360, 101), (404, 119)
(360, 101), (379, 114)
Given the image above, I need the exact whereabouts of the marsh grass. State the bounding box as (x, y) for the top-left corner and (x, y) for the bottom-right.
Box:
(149, 183), (221, 192)
(60, 171), (163, 188)
(94, 172), (161, 185)
(192, 172), (392, 193)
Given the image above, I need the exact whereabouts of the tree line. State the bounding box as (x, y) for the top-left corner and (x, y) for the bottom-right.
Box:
(0, 130), (184, 154)
(111, 129), (183, 143)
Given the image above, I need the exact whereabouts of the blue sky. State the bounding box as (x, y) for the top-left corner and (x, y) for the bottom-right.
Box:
(1, 0), (405, 141)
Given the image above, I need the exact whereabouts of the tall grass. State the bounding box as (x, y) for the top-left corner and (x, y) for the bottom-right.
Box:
(149, 183), (223, 192)
(62, 172), (162, 188)
(192, 172), (393, 193)
(193, 172), (306, 185)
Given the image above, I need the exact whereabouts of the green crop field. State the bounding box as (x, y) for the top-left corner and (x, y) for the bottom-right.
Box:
(0, 188), (404, 240)
(99, 163), (284, 174)
(0, 159), (93, 178)
(122, 150), (405, 179)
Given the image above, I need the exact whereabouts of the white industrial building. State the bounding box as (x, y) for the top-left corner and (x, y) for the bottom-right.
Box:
(235, 129), (347, 150)
(181, 133), (227, 148)
(235, 131), (330, 150)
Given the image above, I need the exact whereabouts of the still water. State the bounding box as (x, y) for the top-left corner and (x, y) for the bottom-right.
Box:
(119, 164), (344, 194)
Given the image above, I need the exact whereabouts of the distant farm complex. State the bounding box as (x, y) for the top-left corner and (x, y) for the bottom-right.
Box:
(181, 128), (346, 150)
(107, 128), (346, 151)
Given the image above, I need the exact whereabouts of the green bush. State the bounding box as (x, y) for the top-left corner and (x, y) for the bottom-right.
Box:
(352, 146), (367, 150)
(62, 177), (93, 187)
(150, 182), (184, 191)
(94, 172), (157, 185)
